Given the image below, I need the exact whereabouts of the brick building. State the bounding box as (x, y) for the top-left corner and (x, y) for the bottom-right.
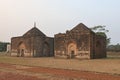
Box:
(11, 24), (54, 57)
(11, 23), (106, 59)
(54, 23), (106, 59)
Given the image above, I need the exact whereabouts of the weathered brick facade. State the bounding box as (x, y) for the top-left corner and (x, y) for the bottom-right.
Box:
(54, 23), (106, 59)
(11, 26), (54, 57)
(11, 23), (106, 59)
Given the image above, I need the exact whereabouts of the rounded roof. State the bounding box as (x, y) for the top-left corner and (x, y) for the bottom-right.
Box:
(23, 27), (46, 37)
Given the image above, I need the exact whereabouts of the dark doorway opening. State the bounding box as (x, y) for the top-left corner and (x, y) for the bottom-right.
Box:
(21, 49), (24, 57)
(70, 50), (75, 59)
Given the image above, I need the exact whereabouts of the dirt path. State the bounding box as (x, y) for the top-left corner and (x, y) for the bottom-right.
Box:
(0, 63), (120, 80)
(19, 67), (120, 80)
(0, 71), (45, 80)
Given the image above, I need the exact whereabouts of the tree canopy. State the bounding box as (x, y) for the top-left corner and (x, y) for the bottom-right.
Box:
(90, 25), (109, 33)
(90, 25), (110, 46)
(107, 43), (120, 52)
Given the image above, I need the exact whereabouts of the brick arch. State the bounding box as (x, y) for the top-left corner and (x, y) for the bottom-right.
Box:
(18, 42), (26, 49)
(67, 42), (77, 58)
(17, 42), (26, 57)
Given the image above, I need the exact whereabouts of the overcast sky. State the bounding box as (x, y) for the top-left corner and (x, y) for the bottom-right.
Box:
(0, 0), (120, 44)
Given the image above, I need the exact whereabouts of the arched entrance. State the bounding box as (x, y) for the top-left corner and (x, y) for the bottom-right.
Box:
(43, 42), (50, 56)
(17, 42), (26, 57)
(68, 43), (77, 59)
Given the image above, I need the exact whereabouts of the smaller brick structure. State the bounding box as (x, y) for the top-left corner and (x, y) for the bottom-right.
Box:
(54, 23), (106, 59)
(11, 25), (54, 57)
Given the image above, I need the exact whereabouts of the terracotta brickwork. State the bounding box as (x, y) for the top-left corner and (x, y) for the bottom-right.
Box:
(11, 23), (106, 59)
(54, 23), (106, 59)
(11, 27), (54, 57)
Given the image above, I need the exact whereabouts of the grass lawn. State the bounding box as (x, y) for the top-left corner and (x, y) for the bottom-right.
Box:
(0, 52), (120, 75)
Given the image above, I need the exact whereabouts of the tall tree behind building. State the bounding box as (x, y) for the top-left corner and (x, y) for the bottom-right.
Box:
(90, 25), (111, 46)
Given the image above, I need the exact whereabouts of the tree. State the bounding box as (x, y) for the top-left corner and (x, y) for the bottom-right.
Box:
(90, 25), (109, 33)
(90, 25), (111, 46)
(107, 43), (120, 52)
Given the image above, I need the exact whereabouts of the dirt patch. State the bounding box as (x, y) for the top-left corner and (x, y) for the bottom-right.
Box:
(0, 63), (16, 68)
(0, 56), (120, 74)
(20, 67), (120, 80)
(0, 63), (120, 80)
(0, 71), (45, 80)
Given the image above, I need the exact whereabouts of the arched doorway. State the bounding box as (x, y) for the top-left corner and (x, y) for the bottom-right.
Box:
(68, 43), (77, 59)
(43, 42), (50, 56)
(17, 42), (26, 57)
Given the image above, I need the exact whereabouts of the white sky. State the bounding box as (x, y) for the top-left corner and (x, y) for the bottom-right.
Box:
(0, 0), (120, 44)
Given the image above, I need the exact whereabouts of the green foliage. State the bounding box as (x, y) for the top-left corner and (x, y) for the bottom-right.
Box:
(96, 32), (107, 37)
(107, 43), (120, 52)
(90, 25), (109, 33)
(90, 25), (110, 46)
(0, 42), (9, 52)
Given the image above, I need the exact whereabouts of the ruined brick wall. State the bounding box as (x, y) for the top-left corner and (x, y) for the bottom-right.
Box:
(45, 37), (54, 56)
(94, 35), (106, 58)
(54, 23), (91, 59)
(54, 23), (106, 59)
(54, 33), (91, 59)
(11, 37), (23, 52)
(54, 33), (66, 58)
(33, 36), (54, 57)
(11, 23), (106, 59)
(89, 32), (96, 59)
(65, 31), (91, 59)
(11, 37), (32, 57)
(75, 34), (90, 59)
(11, 27), (54, 57)
(33, 36), (44, 57)
(11, 36), (54, 57)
